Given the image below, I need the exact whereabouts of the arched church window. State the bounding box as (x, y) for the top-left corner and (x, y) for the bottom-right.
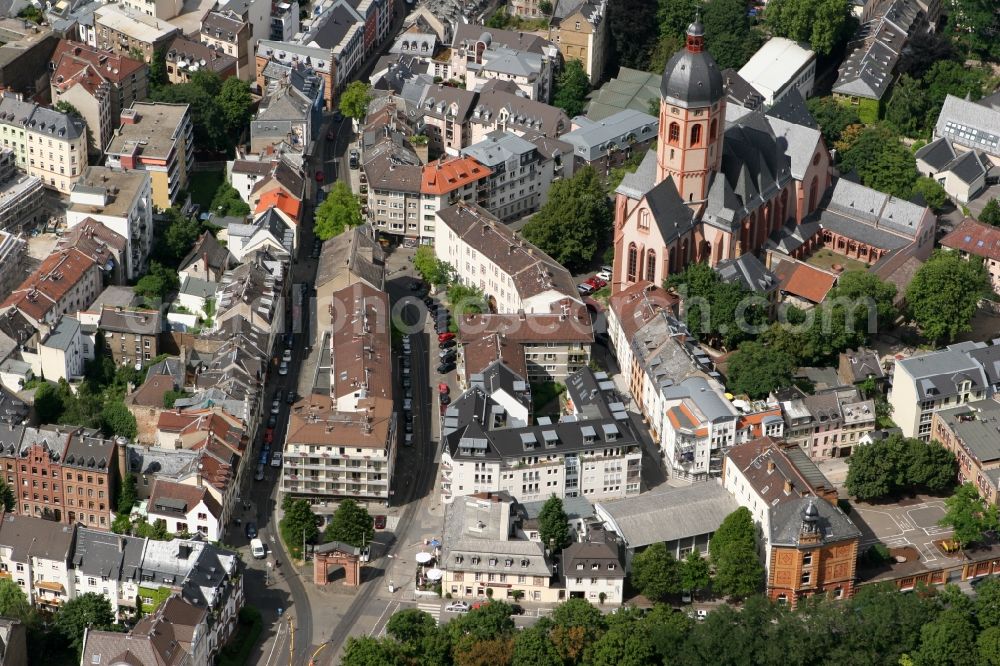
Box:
(709, 119), (718, 140)
(690, 124), (702, 147)
(668, 122), (680, 145)
(646, 250), (656, 282)
(626, 244), (638, 282)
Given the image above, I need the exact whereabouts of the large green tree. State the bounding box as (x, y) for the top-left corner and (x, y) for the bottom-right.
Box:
(824, 270), (898, 332)
(552, 60), (590, 118)
(314, 181), (363, 240)
(702, 0), (763, 70)
(324, 498), (374, 548)
(549, 599), (606, 664)
(806, 97), (860, 145)
(55, 593), (116, 656)
(765, 0), (852, 55)
(630, 542), (681, 602)
(340, 636), (402, 666)
(521, 166), (611, 272)
(913, 608), (978, 666)
(101, 400), (137, 439)
(667, 263), (767, 350)
(839, 124), (918, 197)
(846, 434), (956, 500)
(511, 623), (562, 666)
(680, 548), (711, 598)
(209, 182), (251, 217)
(339, 81), (373, 120)
(938, 482), (999, 548)
(413, 246), (453, 286)
(216, 76), (254, 140)
(587, 617), (656, 666)
(710, 507), (764, 599)
(0, 579), (32, 622)
(134, 261), (180, 303)
(279, 497), (320, 558)
(910, 177), (949, 212)
(386, 608), (437, 645)
(906, 251), (991, 345)
(606, 0), (660, 70)
(537, 496), (571, 552)
(724, 341), (798, 399)
(980, 199), (1000, 227)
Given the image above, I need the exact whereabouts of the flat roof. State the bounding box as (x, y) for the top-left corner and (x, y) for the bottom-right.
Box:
(737, 37), (814, 99)
(106, 103), (189, 160)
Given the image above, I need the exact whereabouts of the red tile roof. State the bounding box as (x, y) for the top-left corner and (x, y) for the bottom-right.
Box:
(607, 281), (679, 340)
(52, 40), (146, 85)
(421, 157), (490, 195)
(255, 190), (302, 222)
(771, 260), (838, 304)
(940, 217), (1000, 262)
(147, 478), (222, 520)
(1, 248), (98, 323)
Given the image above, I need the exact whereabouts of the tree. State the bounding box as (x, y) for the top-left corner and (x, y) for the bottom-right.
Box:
(666, 263), (767, 349)
(279, 498), (319, 558)
(521, 166), (611, 272)
(209, 182), (251, 217)
(537, 496), (571, 552)
(340, 81), (373, 120)
(413, 246), (453, 286)
(0, 579), (32, 622)
(149, 48), (167, 88)
(134, 261), (180, 303)
(324, 498), (374, 548)
(101, 400), (137, 439)
(710, 507), (764, 599)
(54, 101), (81, 117)
(806, 97), (860, 145)
(163, 389), (187, 408)
(314, 181), (363, 240)
(117, 473), (137, 514)
(657, 0), (702, 39)
(539, 0), (552, 13)
(512, 623), (562, 666)
(217, 76), (254, 140)
(846, 436), (900, 500)
(886, 75), (930, 137)
(910, 177), (949, 212)
(824, 270), (898, 331)
(906, 251), (991, 345)
(587, 619), (655, 666)
(606, 0), (659, 70)
(980, 199), (1000, 227)
(766, 0), (852, 55)
(976, 578), (1000, 629)
(549, 599), (606, 663)
(724, 341), (798, 399)
(979, 627), (1000, 666)
(552, 60), (590, 118)
(913, 608), (977, 666)
(648, 32), (685, 72)
(341, 636), (402, 666)
(630, 543), (681, 601)
(17, 5), (43, 23)
(151, 74), (226, 152)
(680, 548), (711, 597)
(386, 609), (437, 645)
(938, 482), (999, 548)
(839, 124), (917, 198)
(906, 439), (957, 494)
(446, 282), (487, 317)
(161, 208), (205, 265)
(55, 593), (115, 655)
(846, 434), (955, 500)
(32, 382), (65, 425)
(702, 0), (763, 70)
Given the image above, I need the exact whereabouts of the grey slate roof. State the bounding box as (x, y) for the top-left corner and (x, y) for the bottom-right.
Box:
(305, 3), (356, 49)
(615, 148), (658, 200)
(914, 136), (958, 171)
(715, 253), (779, 294)
(0, 514), (75, 562)
(765, 115), (822, 180)
(895, 345), (988, 400)
(769, 497), (861, 547)
(0, 386), (27, 425)
(660, 21), (724, 109)
(0, 94), (85, 141)
(461, 130), (537, 167)
(73, 528), (145, 581)
(935, 95), (1000, 156)
(595, 481), (737, 549)
(947, 150), (990, 184)
(42, 316), (79, 352)
(644, 177), (697, 244)
(935, 401), (1000, 464)
(63, 434), (115, 471)
(765, 89), (818, 129)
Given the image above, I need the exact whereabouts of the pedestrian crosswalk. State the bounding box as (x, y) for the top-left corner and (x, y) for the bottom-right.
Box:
(417, 602), (442, 625)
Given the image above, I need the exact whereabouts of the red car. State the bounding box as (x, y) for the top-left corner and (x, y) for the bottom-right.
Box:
(315, 170), (325, 183)
(586, 276), (607, 289)
(438, 383), (450, 394)
(374, 515), (387, 530)
(438, 332), (455, 343)
(264, 428), (274, 444)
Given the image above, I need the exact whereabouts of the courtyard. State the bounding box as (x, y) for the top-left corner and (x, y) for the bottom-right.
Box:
(803, 247), (868, 274)
(849, 496), (954, 566)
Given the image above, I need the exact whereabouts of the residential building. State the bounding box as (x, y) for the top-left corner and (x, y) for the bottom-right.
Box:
(767, 498), (860, 606)
(559, 110), (656, 175)
(831, 0), (922, 122)
(441, 492), (559, 602)
(780, 388), (876, 460)
(301, 0), (393, 90)
(165, 36), (238, 85)
(0, 149), (45, 234)
(914, 137), (990, 203)
(255, 41), (335, 109)
(0, 513), (76, 610)
(561, 525), (625, 605)
(225, 209), (295, 263)
(0, 231), (26, 299)
(213, 263), (284, 352)
(1, 248), (101, 328)
(201, 11), (251, 80)
(67, 166), (154, 280)
(0, 25), (59, 100)
(145, 479), (222, 541)
(98, 306), (161, 367)
(247, 157), (306, 224)
(280, 281), (394, 508)
(460, 131), (570, 221)
(838, 348), (886, 391)
(934, 93), (1000, 166)
(250, 70), (324, 158)
(93, 5), (178, 63)
(737, 38), (815, 107)
(37, 316), (86, 382)
(105, 103), (194, 209)
(723, 437), (840, 566)
(606, 281), (679, 406)
(889, 346), (988, 440)
(0, 93), (88, 194)
(71, 528), (146, 619)
(415, 156), (493, 242)
(941, 218), (1000, 295)
(120, 0), (183, 20)
(50, 41), (149, 154)
(435, 202), (579, 314)
(270, 1), (300, 42)
(594, 481), (737, 564)
(0, 387), (28, 426)
(446, 25), (556, 101)
(548, 0), (608, 85)
(440, 366), (640, 503)
(178, 231), (236, 283)
(54, 219), (128, 286)
(931, 400), (1000, 504)
(361, 130), (424, 237)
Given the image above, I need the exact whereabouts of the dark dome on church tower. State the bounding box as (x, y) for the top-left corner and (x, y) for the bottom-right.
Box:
(660, 19), (725, 109)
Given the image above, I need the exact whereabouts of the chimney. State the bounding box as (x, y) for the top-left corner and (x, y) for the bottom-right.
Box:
(120, 108), (140, 125)
(784, 479), (793, 494)
(766, 460), (775, 473)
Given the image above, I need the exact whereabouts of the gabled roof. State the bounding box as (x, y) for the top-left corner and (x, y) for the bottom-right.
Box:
(147, 478), (222, 520)
(255, 190), (302, 221)
(178, 231), (234, 277)
(936, 94), (1000, 155)
(771, 257), (838, 304)
(914, 136), (958, 171)
(1, 248), (98, 324)
(941, 217), (1000, 262)
(643, 176), (696, 243)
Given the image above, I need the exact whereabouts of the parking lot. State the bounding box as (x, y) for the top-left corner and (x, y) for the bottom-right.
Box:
(850, 496), (953, 565)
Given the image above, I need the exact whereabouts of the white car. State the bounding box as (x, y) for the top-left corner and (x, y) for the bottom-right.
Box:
(445, 602), (470, 613)
(282, 349), (292, 363)
(270, 400), (280, 414)
(596, 270), (612, 281)
(271, 453), (282, 467)
(279, 361), (288, 376)
(696, 609), (709, 621)
(403, 398), (412, 411)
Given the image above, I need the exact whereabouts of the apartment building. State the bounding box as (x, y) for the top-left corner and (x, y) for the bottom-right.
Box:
(165, 36), (238, 85)
(0, 93), (88, 194)
(548, 0), (609, 85)
(98, 306), (161, 367)
(417, 157), (492, 240)
(50, 42), (149, 154)
(280, 282), (395, 507)
(303, 0), (393, 90)
(105, 103), (193, 210)
(461, 131), (568, 222)
(82, 595), (213, 665)
(70, 528), (146, 619)
(94, 5), (178, 63)
(1, 248), (101, 328)
(179, 230), (237, 283)
(561, 526), (625, 605)
(145, 479), (222, 541)
(442, 492), (559, 602)
(780, 388), (876, 460)
(0, 230), (26, 298)
(931, 400), (1000, 504)
(214, 262), (284, 352)
(889, 345), (989, 440)
(446, 25), (556, 101)
(441, 366), (641, 504)
(120, 0), (183, 20)
(37, 316), (86, 382)
(67, 167), (154, 280)
(560, 110), (657, 174)
(201, 11), (251, 80)
(256, 41), (335, 110)
(250, 73), (323, 158)
(0, 148), (45, 234)
(435, 202), (580, 314)
(55, 219), (128, 286)
(0, 512), (76, 610)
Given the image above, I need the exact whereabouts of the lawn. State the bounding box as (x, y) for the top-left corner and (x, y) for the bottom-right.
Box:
(188, 169), (224, 210)
(804, 248), (868, 274)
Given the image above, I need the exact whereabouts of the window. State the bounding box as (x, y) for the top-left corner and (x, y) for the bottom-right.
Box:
(709, 118), (718, 140)
(646, 250), (656, 282)
(626, 243), (638, 282)
(690, 124), (702, 147)
(668, 122), (680, 145)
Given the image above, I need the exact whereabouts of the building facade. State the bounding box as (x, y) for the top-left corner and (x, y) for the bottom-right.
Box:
(0, 93), (88, 194)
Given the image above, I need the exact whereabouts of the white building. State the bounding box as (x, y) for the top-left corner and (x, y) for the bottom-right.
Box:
(434, 202), (580, 315)
(446, 25), (557, 102)
(561, 526), (625, 605)
(0, 93), (89, 194)
(37, 316), (86, 383)
(145, 479), (223, 541)
(0, 513), (76, 611)
(67, 167), (153, 280)
(737, 37), (816, 107)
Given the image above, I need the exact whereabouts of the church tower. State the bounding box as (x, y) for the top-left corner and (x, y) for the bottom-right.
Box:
(656, 20), (726, 205)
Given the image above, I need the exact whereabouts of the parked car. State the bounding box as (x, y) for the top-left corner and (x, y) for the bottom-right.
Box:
(349, 150), (360, 169)
(440, 393), (451, 405)
(404, 388), (413, 399)
(403, 398), (412, 411)
(271, 399), (281, 414)
(445, 602), (470, 613)
(264, 428), (274, 444)
(405, 421), (413, 434)
(438, 383), (450, 394)
(439, 348), (455, 359)
(255, 463), (265, 481)
(587, 276), (607, 289)
(245, 522), (257, 539)
(696, 609), (709, 621)
(438, 332), (455, 343)
(374, 515), (387, 530)
(404, 433), (414, 446)
(271, 453), (283, 467)
(267, 414), (277, 428)
(279, 361), (288, 376)
(437, 362), (456, 374)
(286, 391), (296, 404)
(282, 349), (292, 363)
(577, 283), (594, 294)
(439, 339), (456, 349)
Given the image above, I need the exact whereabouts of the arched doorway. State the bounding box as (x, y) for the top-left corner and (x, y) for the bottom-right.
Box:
(314, 541), (362, 586)
(699, 240), (711, 263)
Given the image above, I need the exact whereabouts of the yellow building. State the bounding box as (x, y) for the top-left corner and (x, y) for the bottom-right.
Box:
(105, 102), (193, 209)
(549, 0), (608, 85)
(0, 93), (88, 194)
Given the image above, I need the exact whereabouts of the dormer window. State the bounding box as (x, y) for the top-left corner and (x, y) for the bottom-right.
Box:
(576, 563), (584, 570)
(520, 559), (529, 568)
